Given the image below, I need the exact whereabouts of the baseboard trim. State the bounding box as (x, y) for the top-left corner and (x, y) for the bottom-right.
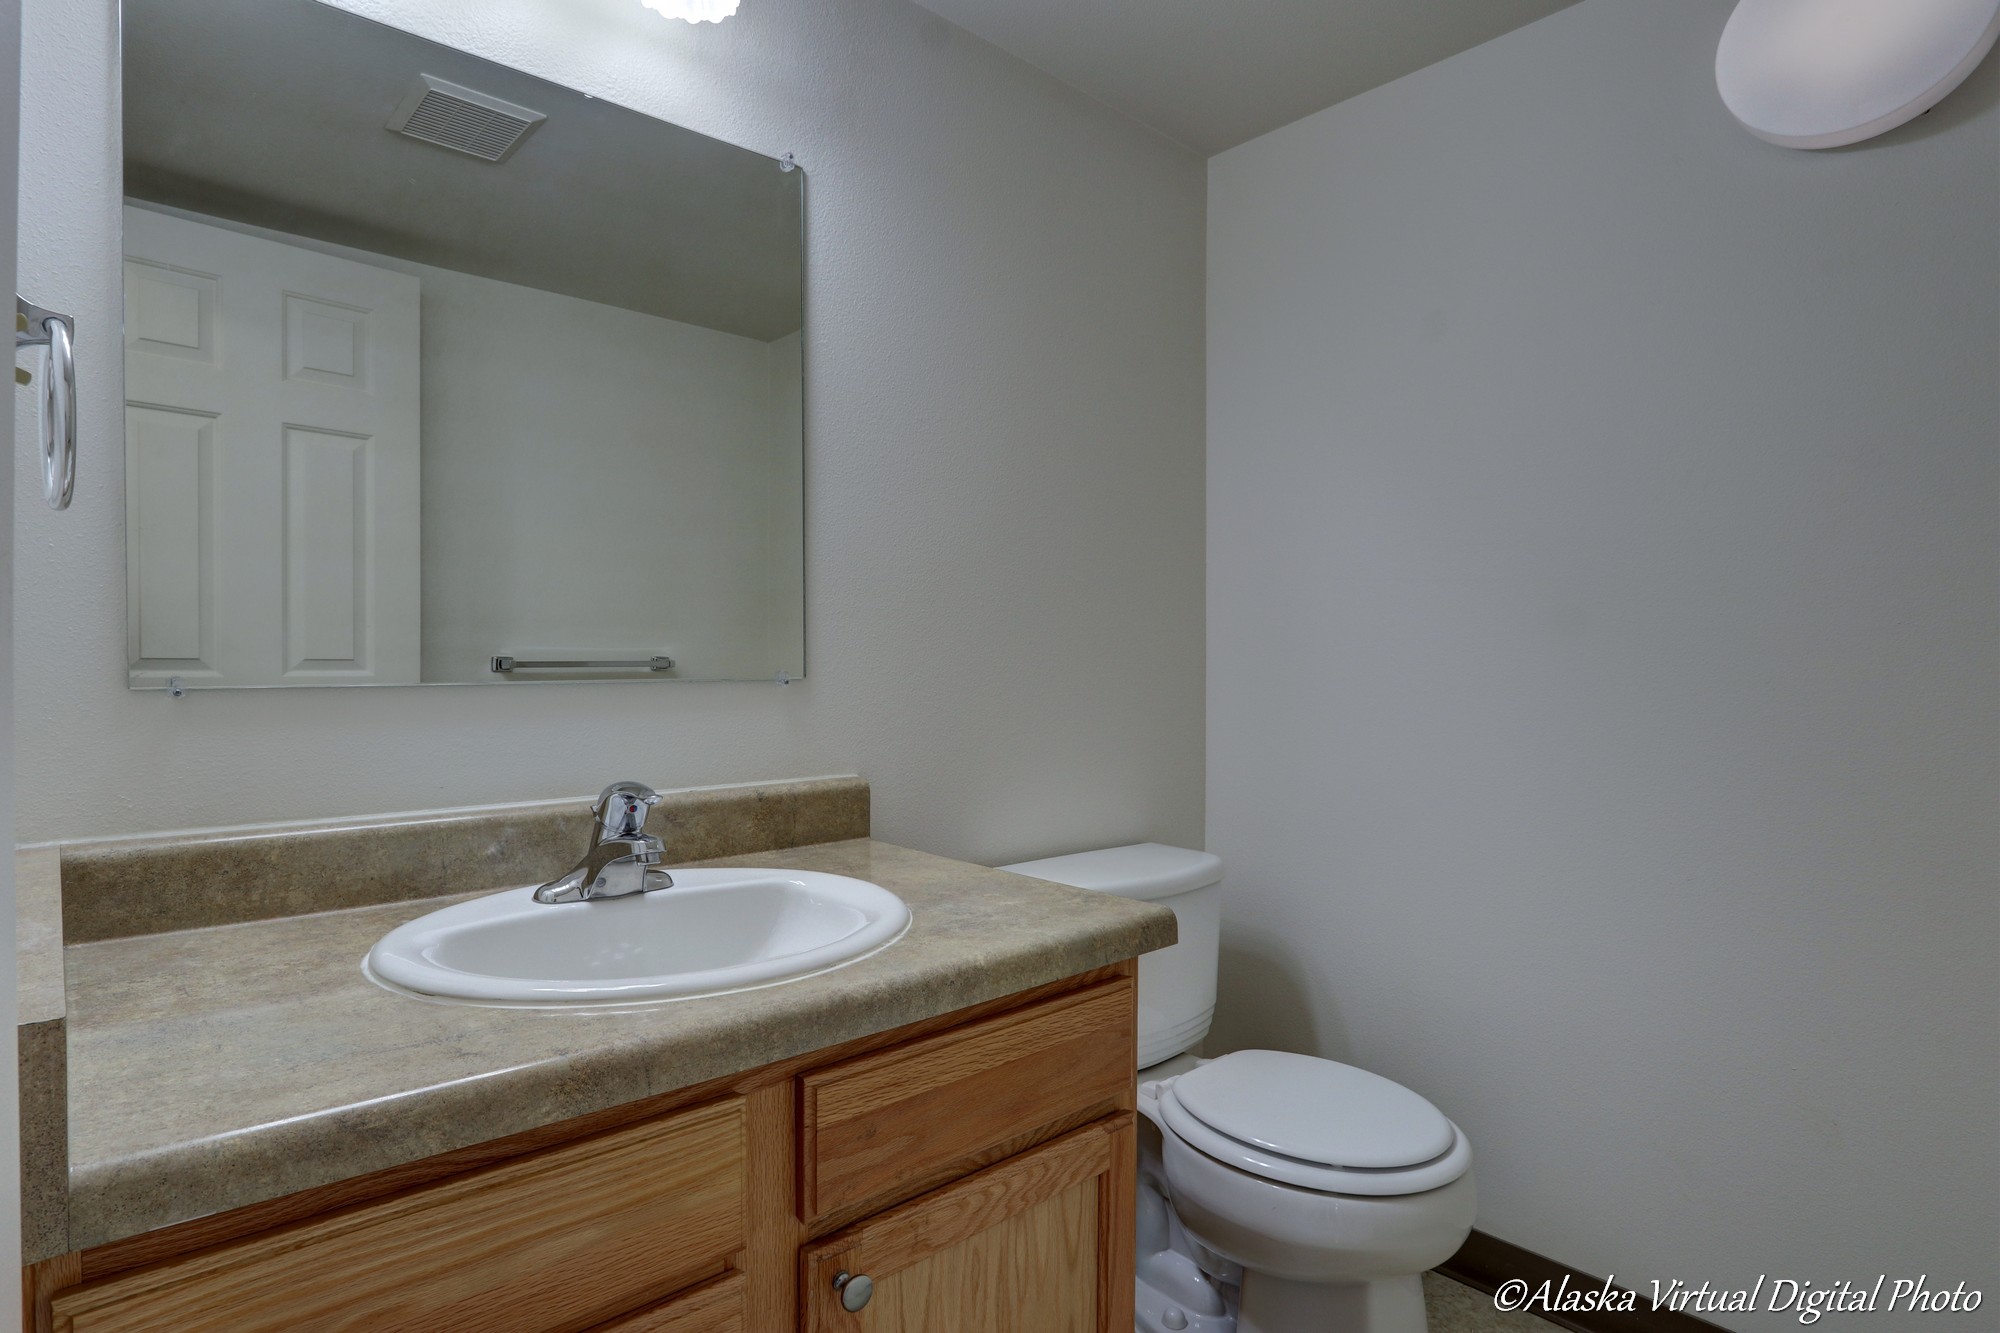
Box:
(1438, 1231), (1733, 1333)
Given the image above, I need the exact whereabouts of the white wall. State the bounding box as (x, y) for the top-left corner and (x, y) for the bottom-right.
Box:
(1208, 0), (1997, 1324)
(15, 0), (1206, 858)
(1, 0), (23, 1304)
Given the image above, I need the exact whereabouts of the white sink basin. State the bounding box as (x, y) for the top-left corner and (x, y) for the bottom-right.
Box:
(364, 869), (909, 1007)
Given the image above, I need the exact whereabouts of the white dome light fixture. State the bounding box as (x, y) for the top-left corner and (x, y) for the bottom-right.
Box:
(639, 0), (739, 22)
(1717, 0), (2000, 148)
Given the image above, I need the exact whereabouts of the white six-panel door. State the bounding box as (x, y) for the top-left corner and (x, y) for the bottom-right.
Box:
(123, 205), (421, 687)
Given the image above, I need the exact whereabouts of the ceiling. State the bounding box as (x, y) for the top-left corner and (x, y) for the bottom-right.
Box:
(908, 0), (1585, 155)
(124, 0), (803, 341)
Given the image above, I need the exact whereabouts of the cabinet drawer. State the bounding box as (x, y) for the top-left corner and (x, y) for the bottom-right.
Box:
(800, 979), (1135, 1221)
(588, 1272), (746, 1333)
(51, 1097), (748, 1333)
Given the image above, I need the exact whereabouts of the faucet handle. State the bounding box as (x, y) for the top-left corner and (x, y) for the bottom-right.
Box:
(593, 782), (660, 839)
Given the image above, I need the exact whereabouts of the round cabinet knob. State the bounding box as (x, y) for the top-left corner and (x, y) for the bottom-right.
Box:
(833, 1270), (874, 1313)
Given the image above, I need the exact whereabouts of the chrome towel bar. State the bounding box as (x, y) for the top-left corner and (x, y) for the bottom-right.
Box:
(17, 296), (76, 511)
(491, 655), (676, 673)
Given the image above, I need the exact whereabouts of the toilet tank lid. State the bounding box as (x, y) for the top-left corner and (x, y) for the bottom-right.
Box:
(1000, 842), (1222, 901)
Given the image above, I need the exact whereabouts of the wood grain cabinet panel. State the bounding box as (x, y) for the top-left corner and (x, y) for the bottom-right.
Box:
(800, 1118), (1137, 1333)
(49, 1098), (748, 1333)
(800, 979), (1135, 1222)
(586, 1272), (746, 1333)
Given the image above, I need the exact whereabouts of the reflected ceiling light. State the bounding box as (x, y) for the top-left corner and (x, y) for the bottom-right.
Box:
(639, 0), (739, 22)
(1717, 0), (2000, 148)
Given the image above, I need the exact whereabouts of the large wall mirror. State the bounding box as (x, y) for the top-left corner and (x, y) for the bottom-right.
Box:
(120, 0), (805, 688)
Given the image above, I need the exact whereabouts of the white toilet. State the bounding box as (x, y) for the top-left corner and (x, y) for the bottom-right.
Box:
(1003, 844), (1476, 1333)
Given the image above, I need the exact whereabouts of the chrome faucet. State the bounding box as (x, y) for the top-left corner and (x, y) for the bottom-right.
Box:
(532, 782), (676, 904)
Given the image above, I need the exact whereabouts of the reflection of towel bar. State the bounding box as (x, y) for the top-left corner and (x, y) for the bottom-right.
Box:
(491, 655), (675, 673)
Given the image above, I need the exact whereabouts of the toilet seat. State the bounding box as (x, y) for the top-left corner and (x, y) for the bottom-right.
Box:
(1156, 1051), (1472, 1197)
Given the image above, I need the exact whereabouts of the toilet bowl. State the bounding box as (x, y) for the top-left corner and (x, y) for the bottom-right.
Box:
(1003, 845), (1474, 1333)
(1147, 1051), (1475, 1332)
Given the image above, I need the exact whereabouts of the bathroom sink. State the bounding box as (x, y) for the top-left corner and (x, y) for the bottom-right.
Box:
(364, 869), (910, 1006)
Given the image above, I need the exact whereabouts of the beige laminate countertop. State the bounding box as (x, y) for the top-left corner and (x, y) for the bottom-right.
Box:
(61, 838), (1176, 1252)
(17, 847), (65, 1029)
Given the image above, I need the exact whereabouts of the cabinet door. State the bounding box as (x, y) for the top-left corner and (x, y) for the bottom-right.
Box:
(800, 1117), (1136, 1333)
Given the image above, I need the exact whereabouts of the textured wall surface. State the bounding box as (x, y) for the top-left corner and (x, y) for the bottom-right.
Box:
(16, 0), (1206, 858)
(0, 0), (22, 1299)
(1208, 1), (1998, 1326)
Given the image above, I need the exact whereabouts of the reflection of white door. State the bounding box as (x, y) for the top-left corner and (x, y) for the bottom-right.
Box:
(123, 206), (421, 687)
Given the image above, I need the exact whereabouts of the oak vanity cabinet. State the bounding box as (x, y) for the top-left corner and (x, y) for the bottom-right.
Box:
(25, 964), (1139, 1333)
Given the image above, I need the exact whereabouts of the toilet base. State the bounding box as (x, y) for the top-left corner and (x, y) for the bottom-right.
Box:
(1238, 1273), (1427, 1333)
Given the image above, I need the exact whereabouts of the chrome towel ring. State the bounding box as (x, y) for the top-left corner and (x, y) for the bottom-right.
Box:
(17, 295), (76, 511)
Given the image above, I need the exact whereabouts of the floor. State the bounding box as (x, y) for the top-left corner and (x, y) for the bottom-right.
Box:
(1424, 1273), (1566, 1333)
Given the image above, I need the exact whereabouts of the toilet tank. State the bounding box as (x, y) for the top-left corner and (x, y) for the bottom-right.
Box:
(1000, 843), (1222, 1070)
